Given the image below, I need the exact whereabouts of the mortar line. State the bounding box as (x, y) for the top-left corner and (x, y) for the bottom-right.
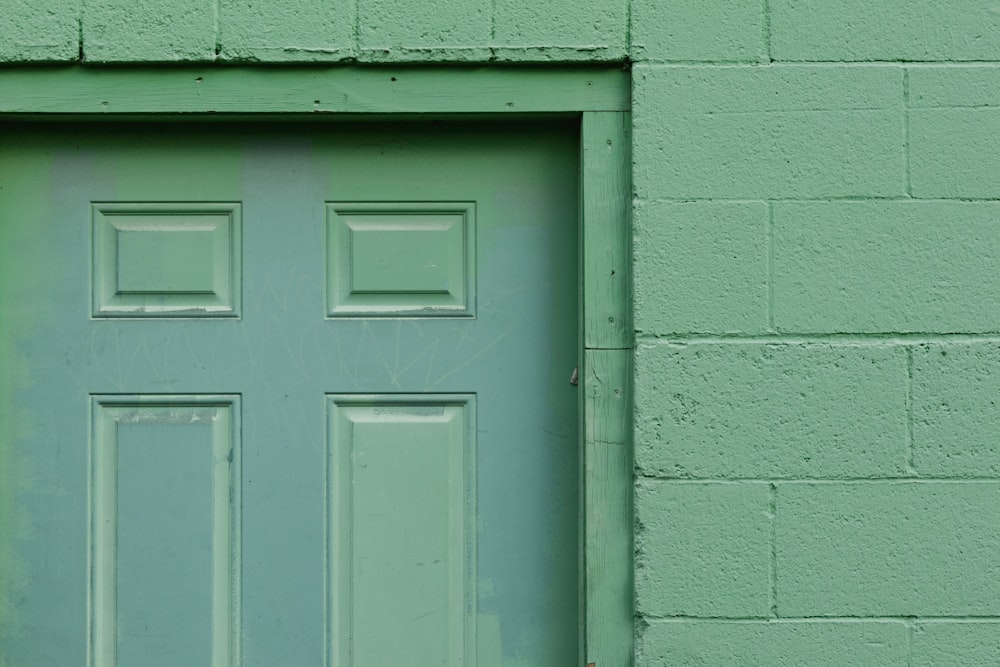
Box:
(905, 346), (917, 476)
(649, 107), (891, 115)
(647, 196), (1000, 203)
(489, 0), (496, 52)
(625, 0), (633, 57)
(636, 333), (1000, 343)
(767, 200), (775, 333)
(353, 0), (360, 58)
(641, 59), (783, 65)
(905, 618), (1000, 624)
(213, 0), (221, 58)
(768, 483), (777, 618)
(762, 0), (772, 63)
(912, 103), (1000, 110)
(641, 60), (1000, 67)
(906, 620), (915, 667)
(78, 6), (84, 62)
(638, 476), (1000, 484)
(904, 67), (912, 196)
(643, 615), (1000, 622)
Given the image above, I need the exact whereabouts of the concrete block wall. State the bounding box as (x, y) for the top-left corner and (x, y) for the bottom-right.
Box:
(0, 0), (627, 62)
(632, 3), (1000, 665)
(4, 1), (1000, 663)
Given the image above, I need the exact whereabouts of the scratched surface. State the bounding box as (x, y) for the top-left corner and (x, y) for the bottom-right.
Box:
(0, 121), (580, 666)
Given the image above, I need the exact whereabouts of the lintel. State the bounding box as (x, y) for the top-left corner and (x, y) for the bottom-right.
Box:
(0, 65), (629, 115)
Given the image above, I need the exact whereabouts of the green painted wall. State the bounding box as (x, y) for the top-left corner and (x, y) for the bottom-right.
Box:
(4, 2), (1000, 664)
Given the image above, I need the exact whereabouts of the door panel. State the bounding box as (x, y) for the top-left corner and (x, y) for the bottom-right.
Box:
(0, 121), (579, 666)
(328, 395), (475, 666)
(91, 396), (239, 667)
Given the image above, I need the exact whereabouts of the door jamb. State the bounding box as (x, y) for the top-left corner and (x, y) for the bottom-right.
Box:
(0, 65), (634, 667)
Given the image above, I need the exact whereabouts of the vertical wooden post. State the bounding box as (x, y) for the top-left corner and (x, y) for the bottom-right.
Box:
(581, 111), (633, 667)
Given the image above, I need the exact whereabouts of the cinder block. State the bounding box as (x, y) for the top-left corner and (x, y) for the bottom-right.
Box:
(770, 0), (1000, 61)
(777, 482), (1000, 616)
(84, 0), (215, 61)
(912, 344), (1000, 477)
(0, 0), (79, 62)
(773, 202), (1000, 333)
(636, 481), (771, 617)
(634, 201), (768, 335)
(908, 67), (1000, 198)
(911, 108), (1000, 198)
(357, 0), (490, 62)
(630, 0), (765, 62)
(908, 66), (1000, 109)
(912, 622), (1000, 667)
(641, 621), (908, 666)
(632, 65), (904, 199)
(635, 344), (908, 478)
(219, 0), (354, 62)
(492, 0), (626, 61)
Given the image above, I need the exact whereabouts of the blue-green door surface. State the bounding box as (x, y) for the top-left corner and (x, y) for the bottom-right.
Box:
(0, 121), (580, 666)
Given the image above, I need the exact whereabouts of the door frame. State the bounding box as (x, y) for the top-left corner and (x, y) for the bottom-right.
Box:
(0, 65), (633, 666)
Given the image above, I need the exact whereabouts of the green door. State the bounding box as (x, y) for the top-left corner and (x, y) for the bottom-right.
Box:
(0, 121), (580, 666)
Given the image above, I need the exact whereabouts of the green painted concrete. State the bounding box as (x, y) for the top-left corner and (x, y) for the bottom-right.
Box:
(358, 0), (492, 62)
(777, 482), (1000, 616)
(493, 0), (626, 61)
(770, 0), (1000, 62)
(642, 621), (909, 666)
(0, 0), (79, 61)
(634, 201), (769, 334)
(84, 0), (217, 62)
(912, 622), (1000, 667)
(4, 0), (1000, 664)
(636, 482), (771, 618)
(630, 0), (765, 62)
(773, 202), (1000, 333)
(911, 344), (1000, 477)
(632, 65), (905, 199)
(910, 108), (1000, 198)
(218, 0), (355, 62)
(909, 65), (1000, 108)
(635, 344), (909, 479)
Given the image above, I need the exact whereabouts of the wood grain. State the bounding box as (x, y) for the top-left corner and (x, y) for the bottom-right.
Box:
(583, 348), (633, 667)
(0, 67), (629, 115)
(582, 111), (632, 350)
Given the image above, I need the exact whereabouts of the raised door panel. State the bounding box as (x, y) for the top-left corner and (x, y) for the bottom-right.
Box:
(328, 395), (476, 666)
(92, 203), (242, 317)
(90, 396), (240, 667)
(326, 202), (475, 317)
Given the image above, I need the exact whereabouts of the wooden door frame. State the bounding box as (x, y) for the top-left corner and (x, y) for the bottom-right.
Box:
(0, 65), (633, 666)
